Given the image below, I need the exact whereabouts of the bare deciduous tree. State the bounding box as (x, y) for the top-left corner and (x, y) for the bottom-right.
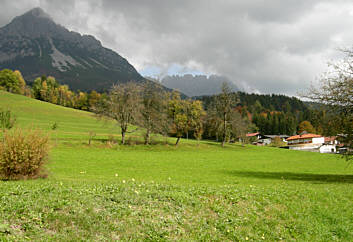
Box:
(140, 82), (168, 145)
(94, 82), (141, 145)
(305, 48), (353, 160)
(209, 82), (239, 147)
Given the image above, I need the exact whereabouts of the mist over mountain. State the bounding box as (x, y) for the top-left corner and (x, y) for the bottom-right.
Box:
(161, 74), (239, 97)
(0, 8), (144, 91)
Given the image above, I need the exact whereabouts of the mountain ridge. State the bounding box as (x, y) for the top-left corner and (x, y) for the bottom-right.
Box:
(161, 74), (239, 97)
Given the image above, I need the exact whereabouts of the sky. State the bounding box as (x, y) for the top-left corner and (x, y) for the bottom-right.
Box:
(1, 0), (353, 95)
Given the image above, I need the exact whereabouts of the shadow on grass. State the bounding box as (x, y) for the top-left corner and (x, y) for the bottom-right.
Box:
(223, 170), (353, 184)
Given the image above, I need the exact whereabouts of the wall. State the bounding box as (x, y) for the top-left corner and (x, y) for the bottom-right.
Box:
(319, 145), (336, 153)
(312, 137), (325, 144)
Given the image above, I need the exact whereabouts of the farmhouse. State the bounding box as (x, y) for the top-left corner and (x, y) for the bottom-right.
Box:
(264, 135), (290, 143)
(286, 133), (337, 153)
(246, 132), (262, 140)
(247, 133), (290, 146)
(246, 132), (269, 145)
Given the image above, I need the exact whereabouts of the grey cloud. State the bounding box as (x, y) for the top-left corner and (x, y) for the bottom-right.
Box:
(1, 0), (353, 95)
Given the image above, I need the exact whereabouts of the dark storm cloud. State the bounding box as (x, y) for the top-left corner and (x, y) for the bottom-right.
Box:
(1, 0), (353, 95)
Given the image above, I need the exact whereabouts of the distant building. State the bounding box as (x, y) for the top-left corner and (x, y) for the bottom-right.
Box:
(247, 133), (290, 146)
(264, 135), (290, 143)
(246, 132), (262, 140)
(286, 134), (337, 153)
(246, 132), (268, 146)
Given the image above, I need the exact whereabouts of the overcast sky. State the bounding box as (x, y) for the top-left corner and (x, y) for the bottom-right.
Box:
(1, 0), (353, 95)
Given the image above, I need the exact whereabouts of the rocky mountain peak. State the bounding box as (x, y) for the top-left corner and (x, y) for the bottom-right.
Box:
(1, 7), (59, 37)
(24, 7), (52, 20)
(0, 8), (145, 91)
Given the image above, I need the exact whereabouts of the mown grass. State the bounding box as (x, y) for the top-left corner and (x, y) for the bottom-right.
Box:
(1, 91), (353, 241)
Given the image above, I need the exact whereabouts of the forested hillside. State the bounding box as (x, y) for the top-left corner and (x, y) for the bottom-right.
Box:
(196, 92), (333, 136)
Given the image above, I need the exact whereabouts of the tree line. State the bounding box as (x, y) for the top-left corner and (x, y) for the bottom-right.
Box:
(1, 68), (340, 145)
(196, 90), (339, 136)
(0, 69), (256, 146)
(94, 82), (254, 146)
(0, 69), (101, 111)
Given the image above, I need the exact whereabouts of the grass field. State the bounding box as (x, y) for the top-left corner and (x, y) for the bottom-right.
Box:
(1, 91), (353, 241)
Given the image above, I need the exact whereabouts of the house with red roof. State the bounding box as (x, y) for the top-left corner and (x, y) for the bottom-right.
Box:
(246, 132), (261, 139)
(286, 133), (337, 153)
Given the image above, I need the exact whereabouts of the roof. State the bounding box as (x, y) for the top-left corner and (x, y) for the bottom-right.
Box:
(264, 135), (290, 139)
(246, 132), (260, 137)
(324, 136), (337, 142)
(286, 133), (322, 141)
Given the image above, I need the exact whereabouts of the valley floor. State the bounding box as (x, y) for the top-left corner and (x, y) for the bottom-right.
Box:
(1, 143), (353, 241)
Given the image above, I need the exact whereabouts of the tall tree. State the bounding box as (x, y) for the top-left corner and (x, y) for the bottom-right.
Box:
(230, 111), (253, 145)
(305, 48), (353, 160)
(0, 69), (22, 94)
(298, 120), (316, 134)
(13, 70), (26, 95)
(209, 82), (239, 147)
(189, 100), (206, 144)
(94, 83), (141, 145)
(168, 91), (188, 146)
(140, 82), (168, 145)
(88, 91), (101, 111)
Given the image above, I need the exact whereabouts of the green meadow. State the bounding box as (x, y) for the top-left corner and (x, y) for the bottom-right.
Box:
(0, 90), (353, 241)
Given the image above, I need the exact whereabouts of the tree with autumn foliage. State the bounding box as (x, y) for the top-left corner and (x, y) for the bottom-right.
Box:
(168, 91), (188, 146)
(189, 100), (206, 143)
(298, 120), (316, 134)
(0, 69), (25, 94)
(94, 82), (141, 145)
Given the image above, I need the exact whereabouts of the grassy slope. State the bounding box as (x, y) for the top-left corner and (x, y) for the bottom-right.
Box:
(1, 91), (353, 241)
(0, 90), (122, 142)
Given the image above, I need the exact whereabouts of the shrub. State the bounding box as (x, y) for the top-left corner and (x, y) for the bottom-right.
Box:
(0, 109), (16, 133)
(270, 136), (286, 147)
(0, 129), (49, 180)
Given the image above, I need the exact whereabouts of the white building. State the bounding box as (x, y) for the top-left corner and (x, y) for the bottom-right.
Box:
(286, 134), (337, 153)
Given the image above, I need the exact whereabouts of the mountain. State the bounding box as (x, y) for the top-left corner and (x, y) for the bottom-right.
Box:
(0, 8), (144, 91)
(161, 74), (239, 97)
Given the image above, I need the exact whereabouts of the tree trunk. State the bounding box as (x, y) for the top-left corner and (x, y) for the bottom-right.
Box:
(175, 136), (181, 146)
(145, 129), (150, 145)
(121, 131), (126, 145)
(222, 113), (226, 147)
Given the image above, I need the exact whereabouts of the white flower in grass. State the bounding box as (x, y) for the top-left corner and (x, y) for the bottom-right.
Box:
(122, 180), (126, 184)
(115, 173), (118, 177)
